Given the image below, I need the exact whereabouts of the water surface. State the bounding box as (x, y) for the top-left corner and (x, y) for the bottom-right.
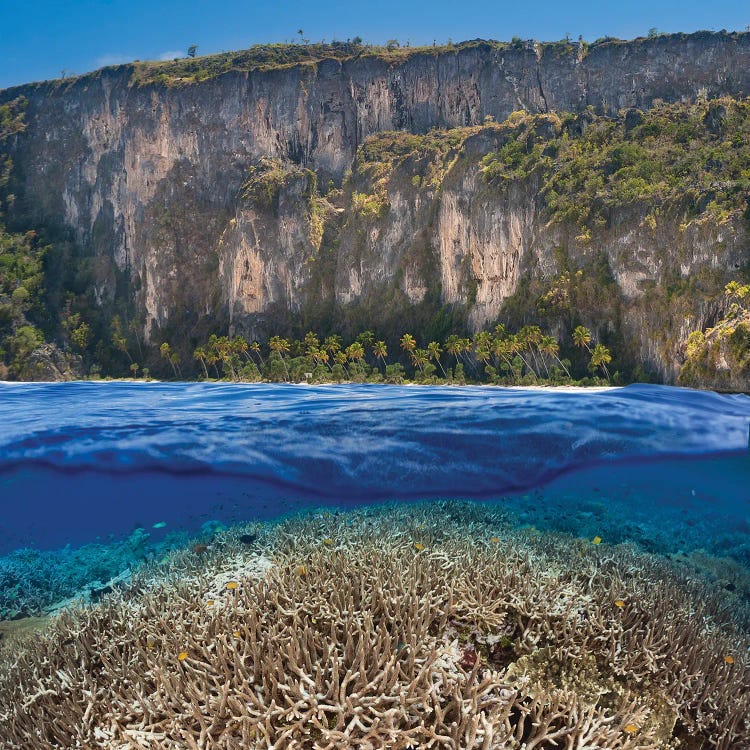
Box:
(0, 382), (748, 558)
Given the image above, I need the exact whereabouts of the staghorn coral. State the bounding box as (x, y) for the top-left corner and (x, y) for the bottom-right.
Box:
(0, 501), (748, 749)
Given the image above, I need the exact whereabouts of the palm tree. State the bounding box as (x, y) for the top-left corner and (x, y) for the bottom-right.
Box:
(590, 343), (612, 381)
(193, 346), (209, 379)
(269, 336), (290, 380)
(400, 333), (417, 375)
(411, 347), (428, 375)
(324, 335), (341, 357)
(160, 342), (181, 378)
(473, 332), (492, 378)
(427, 341), (447, 378)
(572, 325), (592, 352)
(248, 340), (265, 367)
(333, 349), (349, 378)
(400, 333), (416, 354)
(508, 333), (536, 379)
(539, 335), (570, 379)
(303, 331), (320, 356)
(206, 334), (222, 378)
(372, 340), (388, 373)
(491, 331), (514, 374)
(231, 336), (249, 361)
(520, 325), (543, 375)
(345, 341), (365, 369)
(445, 334), (463, 369)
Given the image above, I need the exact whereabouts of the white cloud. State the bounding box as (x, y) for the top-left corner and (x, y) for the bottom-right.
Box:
(94, 53), (136, 69)
(157, 50), (185, 61)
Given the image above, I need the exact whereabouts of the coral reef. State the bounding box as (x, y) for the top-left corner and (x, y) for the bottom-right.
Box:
(0, 502), (748, 748)
(0, 526), (189, 620)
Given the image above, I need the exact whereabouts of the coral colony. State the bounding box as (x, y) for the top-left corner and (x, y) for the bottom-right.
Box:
(1, 502), (748, 748)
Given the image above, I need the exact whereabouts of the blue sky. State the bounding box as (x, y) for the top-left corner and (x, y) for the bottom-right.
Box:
(1, 0), (748, 89)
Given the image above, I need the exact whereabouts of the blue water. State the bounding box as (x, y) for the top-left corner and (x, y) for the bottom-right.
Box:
(0, 382), (749, 558)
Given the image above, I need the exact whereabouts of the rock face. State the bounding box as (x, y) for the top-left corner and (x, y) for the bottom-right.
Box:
(20, 344), (83, 382)
(1, 32), (749, 382)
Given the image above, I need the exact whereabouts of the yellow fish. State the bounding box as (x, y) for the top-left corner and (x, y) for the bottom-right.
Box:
(232, 631), (241, 638)
(225, 581), (239, 590)
(490, 537), (500, 544)
(592, 536), (602, 545)
(724, 655), (735, 665)
(623, 724), (638, 734)
(178, 651), (188, 661)
(297, 564), (308, 576)
(614, 599), (625, 608)
(323, 538), (333, 546)
(413, 542), (425, 551)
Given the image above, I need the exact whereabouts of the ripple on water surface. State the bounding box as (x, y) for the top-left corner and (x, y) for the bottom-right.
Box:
(0, 382), (748, 552)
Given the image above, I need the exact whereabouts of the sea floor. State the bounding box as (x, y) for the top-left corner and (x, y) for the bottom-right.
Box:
(0, 499), (748, 749)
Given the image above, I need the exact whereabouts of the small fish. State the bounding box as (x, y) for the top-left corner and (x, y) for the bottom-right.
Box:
(413, 542), (425, 551)
(297, 565), (308, 576)
(192, 544), (209, 554)
(623, 724), (638, 734)
(178, 651), (188, 661)
(146, 639), (155, 649)
(153, 522), (167, 529)
(724, 655), (735, 665)
(323, 538), (333, 546)
(592, 536), (602, 545)
(232, 631), (241, 638)
(206, 600), (214, 606)
(239, 533), (256, 545)
(225, 581), (239, 590)
(490, 537), (500, 544)
(614, 599), (626, 608)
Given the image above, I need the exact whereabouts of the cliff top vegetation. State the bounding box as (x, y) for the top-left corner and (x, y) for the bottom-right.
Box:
(2, 30), (745, 93)
(122, 31), (747, 87)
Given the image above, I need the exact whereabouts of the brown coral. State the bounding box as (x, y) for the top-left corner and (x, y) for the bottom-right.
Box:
(0, 501), (747, 749)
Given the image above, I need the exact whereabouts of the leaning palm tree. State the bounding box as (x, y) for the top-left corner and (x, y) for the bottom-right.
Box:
(590, 343), (612, 381)
(572, 325), (592, 352)
(539, 335), (570, 379)
(159, 342), (181, 378)
(372, 340), (388, 373)
(427, 341), (447, 378)
(193, 346), (209, 379)
(410, 347), (429, 375)
(445, 334), (463, 369)
(248, 340), (265, 367)
(269, 336), (290, 380)
(508, 333), (536, 379)
(491, 332), (515, 374)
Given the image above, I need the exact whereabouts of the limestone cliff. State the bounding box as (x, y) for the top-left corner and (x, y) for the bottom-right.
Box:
(0, 33), (749, 384)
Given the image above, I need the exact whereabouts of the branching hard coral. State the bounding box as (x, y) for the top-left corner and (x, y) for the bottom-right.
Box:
(0, 502), (748, 749)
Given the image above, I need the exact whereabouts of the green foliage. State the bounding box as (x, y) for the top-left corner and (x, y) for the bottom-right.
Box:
(480, 98), (750, 228)
(679, 280), (750, 389)
(241, 159), (297, 211)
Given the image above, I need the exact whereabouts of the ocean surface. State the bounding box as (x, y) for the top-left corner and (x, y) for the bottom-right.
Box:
(0, 382), (749, 560)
